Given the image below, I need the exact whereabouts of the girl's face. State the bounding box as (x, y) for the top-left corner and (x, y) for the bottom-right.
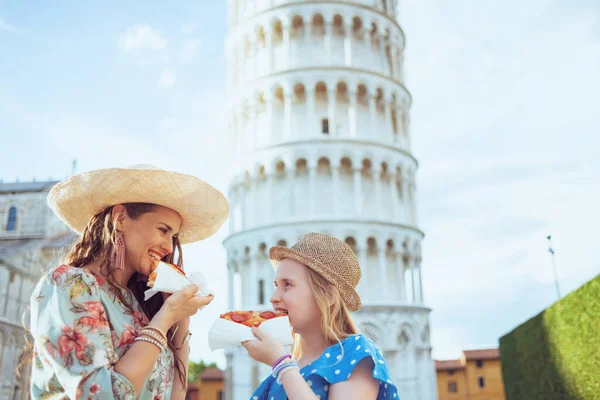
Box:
(117, 205), (182, 277)
(270, 258), (322, 333)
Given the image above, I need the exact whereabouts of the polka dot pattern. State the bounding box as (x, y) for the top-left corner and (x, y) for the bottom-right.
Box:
(250, 334), (400, 399)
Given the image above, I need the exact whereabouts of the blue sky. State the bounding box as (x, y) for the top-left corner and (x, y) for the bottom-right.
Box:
(1, 0), (599, 369)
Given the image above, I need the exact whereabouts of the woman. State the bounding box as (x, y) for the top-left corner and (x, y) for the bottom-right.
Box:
(27, 165), (229, 399)
(242, 233), (400, 400)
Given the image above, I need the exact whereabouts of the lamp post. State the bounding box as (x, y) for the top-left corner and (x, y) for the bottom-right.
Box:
(547, 235), (561, 300)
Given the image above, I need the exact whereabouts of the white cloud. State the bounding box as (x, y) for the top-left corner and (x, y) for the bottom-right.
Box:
(157, 69), (177, 88)
(118, 24), (167, 52)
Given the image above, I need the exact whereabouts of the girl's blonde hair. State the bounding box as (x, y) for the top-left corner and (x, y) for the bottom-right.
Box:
(291, 267), (358, 360)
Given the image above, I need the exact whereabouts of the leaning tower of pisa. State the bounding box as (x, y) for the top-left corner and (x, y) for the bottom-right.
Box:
(223, 1), (436, 399)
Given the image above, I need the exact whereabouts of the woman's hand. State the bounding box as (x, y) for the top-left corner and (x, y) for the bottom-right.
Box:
(242, 327), (288, 366)
(153, 284), (214, 329)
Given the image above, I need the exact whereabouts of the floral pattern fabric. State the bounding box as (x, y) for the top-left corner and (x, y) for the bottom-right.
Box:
(30, 265), (174, 400)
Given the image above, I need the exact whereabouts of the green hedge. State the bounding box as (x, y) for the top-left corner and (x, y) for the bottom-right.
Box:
(499, 274), (600, 400)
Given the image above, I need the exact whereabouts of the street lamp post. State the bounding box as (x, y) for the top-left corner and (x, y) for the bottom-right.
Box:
(547, 235), (561, 300)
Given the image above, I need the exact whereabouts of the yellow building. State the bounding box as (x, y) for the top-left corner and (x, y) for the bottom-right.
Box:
(436, 349), (506, 400)
(187, 367), (225, 400)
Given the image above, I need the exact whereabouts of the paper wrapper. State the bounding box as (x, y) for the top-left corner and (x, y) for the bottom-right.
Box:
(208, 316), (294, 351)
(144, 261), (213, 301)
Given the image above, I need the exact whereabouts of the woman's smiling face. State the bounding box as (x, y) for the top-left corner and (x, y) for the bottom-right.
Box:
(116, 204), (182, 276)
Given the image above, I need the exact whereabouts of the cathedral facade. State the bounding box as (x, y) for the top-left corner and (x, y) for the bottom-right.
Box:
(0, 181), (72, 400)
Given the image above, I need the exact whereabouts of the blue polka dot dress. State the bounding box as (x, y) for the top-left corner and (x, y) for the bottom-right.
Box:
(250, 334), (400, 400)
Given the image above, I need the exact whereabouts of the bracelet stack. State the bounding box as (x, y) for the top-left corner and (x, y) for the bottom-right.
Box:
(272, 354), (299, 384)
(135, 326), (168, 352)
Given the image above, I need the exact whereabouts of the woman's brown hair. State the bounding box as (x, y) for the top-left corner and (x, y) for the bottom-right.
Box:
(19, 203), (188, 389)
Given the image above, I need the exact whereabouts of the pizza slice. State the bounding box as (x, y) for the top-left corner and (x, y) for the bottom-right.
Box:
(148, 261), (186, 288)
(220, 310), (288, 327)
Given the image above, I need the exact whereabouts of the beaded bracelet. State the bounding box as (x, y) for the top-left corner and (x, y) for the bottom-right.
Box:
(140, 329), (167, 349)
(272, 354), (292, 370)
(135, 335), (165, 352)
(143, 326), (168, 343)
(272, 359), (298, 378)
(276, 364), (300, 384)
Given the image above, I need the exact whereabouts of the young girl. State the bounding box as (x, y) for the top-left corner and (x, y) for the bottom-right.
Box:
(242, 233), (400, 400)
(26, 165), (229, 399)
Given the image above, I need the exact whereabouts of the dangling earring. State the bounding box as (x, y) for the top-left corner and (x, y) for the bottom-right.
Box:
(111, 231), (126, 270)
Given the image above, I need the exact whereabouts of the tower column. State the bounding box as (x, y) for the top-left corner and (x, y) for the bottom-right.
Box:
(353, 165), (362, 215)
(250, 99), (258, 151)
(284, 88), (293, 140)
(383, 95), (393, 143)
(327, 86), (337, 137)
(390, 169), (399, 221)
(331, 160), (340, 212)
(324, 22), (332, 65)
(283, 23), (291, 70)
(378, 241), (389, 299)
(344, 21), (352, 66)
(264, 91), (274, 145)
(411, 258), (417, 303)
(397, 254), (406, 302)
(249, 33), (257, 81)
(357, 245), (368, 299)
(306, 84), (316, 136)
(309, 162), (317, 215)
(265, 170), (273, 224)
(247, 175), (255, 227)
(378, 35), (386, 73)
(415, 253), (424, 303)
(348, 88), (357, 138)
(265, 28), (273, 72)
(368, 89), (377, 132)
(374, 164), (383, 219)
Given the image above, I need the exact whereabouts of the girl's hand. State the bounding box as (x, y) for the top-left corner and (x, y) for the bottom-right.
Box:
(242, 327), (288, 366)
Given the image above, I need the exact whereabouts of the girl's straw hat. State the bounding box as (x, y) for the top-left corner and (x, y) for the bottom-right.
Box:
(270, 232), (362, 311)
(47, 164), (229, 244)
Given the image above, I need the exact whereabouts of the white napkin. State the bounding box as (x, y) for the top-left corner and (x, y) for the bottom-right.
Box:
(208, 315), (294, 351)
(144, 261), (213, 301)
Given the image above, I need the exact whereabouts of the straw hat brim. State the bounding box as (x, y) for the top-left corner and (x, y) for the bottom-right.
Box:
(269, 246), (361, 311)
(47, 166), (229, 244)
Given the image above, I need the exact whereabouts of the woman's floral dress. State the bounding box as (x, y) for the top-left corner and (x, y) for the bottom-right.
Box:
(29, 265), (174, 399)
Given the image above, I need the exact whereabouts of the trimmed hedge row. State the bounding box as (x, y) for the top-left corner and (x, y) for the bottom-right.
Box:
(499, 274), (600, 400)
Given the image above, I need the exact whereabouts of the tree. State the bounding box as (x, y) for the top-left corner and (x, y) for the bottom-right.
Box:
(188, 360), (218, 383)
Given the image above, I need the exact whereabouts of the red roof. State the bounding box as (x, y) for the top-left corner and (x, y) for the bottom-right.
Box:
(435, 360), (464, 371)
(463, 349), (500, 361)
(200, 367), (224, 381)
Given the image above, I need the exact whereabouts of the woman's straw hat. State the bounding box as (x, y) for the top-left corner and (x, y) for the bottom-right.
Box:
(47, 164), (229, 244)
(269, 233), (362, 311)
